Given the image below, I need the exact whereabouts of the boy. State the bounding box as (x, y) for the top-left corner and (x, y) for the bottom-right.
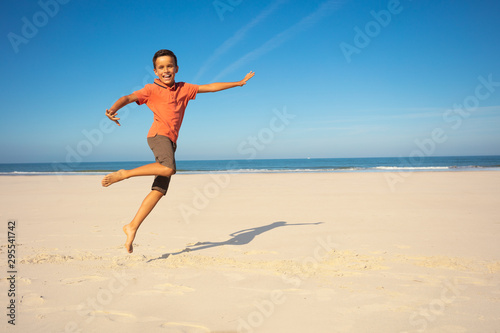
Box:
(102, 49), (254, 253)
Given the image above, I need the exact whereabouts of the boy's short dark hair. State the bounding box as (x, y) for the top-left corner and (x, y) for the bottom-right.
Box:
(153, 49), (178, 69)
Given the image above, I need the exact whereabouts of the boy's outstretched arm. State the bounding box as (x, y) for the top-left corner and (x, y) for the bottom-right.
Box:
(105, 93), (139, 126)
(198, 71), (255, 93)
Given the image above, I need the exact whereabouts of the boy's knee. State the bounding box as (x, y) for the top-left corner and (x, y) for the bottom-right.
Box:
(160, 166), (175, 177)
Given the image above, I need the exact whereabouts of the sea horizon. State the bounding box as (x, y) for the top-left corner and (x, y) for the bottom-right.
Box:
(1, 155), (500, 176)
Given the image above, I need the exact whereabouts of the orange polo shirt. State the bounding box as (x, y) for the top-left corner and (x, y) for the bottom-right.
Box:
(134, 79), (199, 143)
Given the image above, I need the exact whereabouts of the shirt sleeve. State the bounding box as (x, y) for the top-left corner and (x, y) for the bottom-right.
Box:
(184, 82), (199, 101)
(133, 84), (152, 105)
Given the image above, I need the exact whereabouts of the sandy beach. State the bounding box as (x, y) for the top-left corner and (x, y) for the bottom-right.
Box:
(1, 171), (499, 332)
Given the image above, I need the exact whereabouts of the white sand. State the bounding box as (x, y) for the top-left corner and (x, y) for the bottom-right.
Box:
(1, 171), (499, 332)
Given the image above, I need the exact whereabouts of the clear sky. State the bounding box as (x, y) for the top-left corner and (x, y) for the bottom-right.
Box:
(2, 0), (500, 163)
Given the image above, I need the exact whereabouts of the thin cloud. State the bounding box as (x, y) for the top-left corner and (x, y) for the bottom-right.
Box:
(211, 0), (346, 82)
(192, 0), (289, 82)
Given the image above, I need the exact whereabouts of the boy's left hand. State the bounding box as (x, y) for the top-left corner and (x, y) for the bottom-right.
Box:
(240, 71), (255, 86)
(106, 109), (121, 126)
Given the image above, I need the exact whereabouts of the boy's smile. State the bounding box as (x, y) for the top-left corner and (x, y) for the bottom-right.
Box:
(154, 56), (178, 87)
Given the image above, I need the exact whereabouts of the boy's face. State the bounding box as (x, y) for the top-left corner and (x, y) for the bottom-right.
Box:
(154, 56), (178, 87)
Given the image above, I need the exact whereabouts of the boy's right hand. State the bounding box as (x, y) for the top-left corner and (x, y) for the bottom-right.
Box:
(240, 71), (255, 86)
(106, 109), (121, 126)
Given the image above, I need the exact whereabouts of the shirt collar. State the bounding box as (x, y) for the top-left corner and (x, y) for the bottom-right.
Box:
(154, 78), (177, 90)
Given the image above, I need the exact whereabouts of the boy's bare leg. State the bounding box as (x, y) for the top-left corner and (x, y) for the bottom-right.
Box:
(123, 189), (164, 253)
(101, 162), (174, 187)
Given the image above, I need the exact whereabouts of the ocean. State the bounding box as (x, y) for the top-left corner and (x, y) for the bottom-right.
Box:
(1, 156), (500, 176)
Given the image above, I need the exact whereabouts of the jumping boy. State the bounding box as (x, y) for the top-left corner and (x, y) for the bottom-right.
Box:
(102, 49), (255, 253)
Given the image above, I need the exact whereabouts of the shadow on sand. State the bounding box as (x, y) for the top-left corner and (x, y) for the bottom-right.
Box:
(147, 221), (324, 263)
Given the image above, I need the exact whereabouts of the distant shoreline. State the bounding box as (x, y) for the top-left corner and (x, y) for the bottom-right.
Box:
(1, 156), (500, 175)
(1, 168), (500, 177)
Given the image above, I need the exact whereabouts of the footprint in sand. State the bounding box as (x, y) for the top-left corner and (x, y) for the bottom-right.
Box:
(21, 253), (74, 264)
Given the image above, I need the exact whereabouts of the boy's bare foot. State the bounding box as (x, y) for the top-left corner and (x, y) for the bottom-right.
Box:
(101, 170), (126, 187)
(123, 224), (136, 253)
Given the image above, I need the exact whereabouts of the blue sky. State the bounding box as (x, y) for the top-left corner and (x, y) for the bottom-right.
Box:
(1, 0), (500, 163)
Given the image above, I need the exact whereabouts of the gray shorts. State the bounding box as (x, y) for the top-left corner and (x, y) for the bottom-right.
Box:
(147, 135), (177, 195)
